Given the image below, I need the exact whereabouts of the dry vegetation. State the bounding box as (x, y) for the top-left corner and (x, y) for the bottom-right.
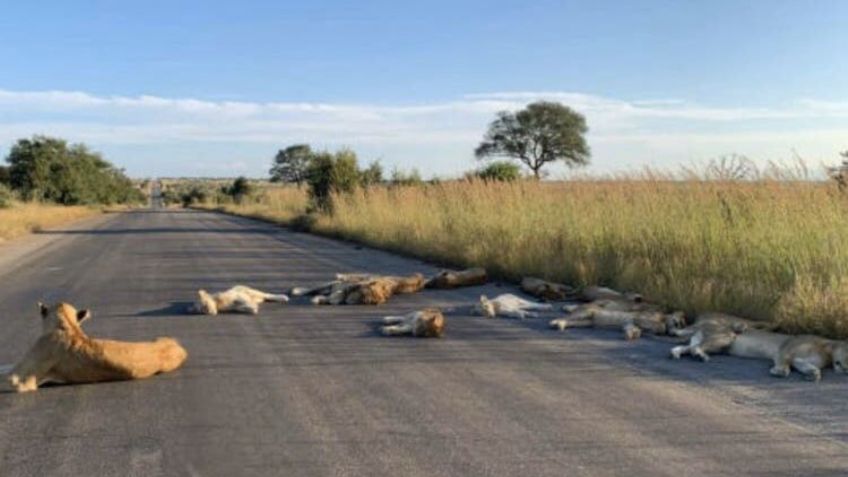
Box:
(0, 203), (100, 243)
(205, 173), (848, 339)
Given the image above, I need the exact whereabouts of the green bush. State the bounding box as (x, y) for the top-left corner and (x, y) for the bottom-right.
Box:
(4, 135), (143, 205)
(0, 183), (14, 208)
(306, 149), (362, 210)
(476, 161), (522, 182)
(389, 167), (423, 186)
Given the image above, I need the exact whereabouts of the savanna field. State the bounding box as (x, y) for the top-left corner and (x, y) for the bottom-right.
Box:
(204, 177), (848, 339)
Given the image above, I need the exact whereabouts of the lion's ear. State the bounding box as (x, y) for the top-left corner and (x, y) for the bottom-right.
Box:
(77, 309), (92, 324)
(38, 302), (49, 318)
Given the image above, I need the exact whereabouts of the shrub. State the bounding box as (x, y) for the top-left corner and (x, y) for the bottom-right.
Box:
(389, 167), (423, 187)
(305, 149), (362, 210)
(0, 183), (14, 208)
(476, 161), (521, 182)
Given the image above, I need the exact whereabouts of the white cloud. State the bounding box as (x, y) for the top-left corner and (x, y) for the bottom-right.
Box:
(0, 88), (846, 177)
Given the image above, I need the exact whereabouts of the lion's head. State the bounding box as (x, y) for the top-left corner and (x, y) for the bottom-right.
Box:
(418, 309), (446, 338)
(189, 290), (218, 315)
(665, 311), (687, 332)
(474, 295), (496, 318)
(38, 302), (91, 334)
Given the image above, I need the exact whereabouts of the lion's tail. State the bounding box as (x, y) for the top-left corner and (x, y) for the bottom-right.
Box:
(264, 293), (290, 303)
(155, 337), (188, 373)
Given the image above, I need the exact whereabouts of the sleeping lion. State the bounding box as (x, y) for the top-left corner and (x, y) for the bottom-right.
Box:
(293, 273), (425, 305)
(4, 302), (187, 393)
(189, 285), (289, 315)
(380, 308), (446, 337)
(550, 299), (685, 340)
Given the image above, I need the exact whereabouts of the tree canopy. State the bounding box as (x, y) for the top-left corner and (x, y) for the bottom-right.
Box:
(475, 101), (590, 179)
(5, 135), (142, 205)
(270, 144), (312, 185)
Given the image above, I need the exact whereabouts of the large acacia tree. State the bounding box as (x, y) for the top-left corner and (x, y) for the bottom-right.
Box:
(475, 101), (590, 179)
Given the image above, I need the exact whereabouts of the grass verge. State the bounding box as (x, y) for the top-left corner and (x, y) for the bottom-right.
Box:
(199, 180), (848, 339)
(0, 203), (101, 243)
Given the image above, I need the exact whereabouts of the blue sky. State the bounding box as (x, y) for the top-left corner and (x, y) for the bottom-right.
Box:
(1, 0), (846, 177)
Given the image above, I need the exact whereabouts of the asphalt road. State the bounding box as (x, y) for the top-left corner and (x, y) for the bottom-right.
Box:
(1, 209), (847, 477)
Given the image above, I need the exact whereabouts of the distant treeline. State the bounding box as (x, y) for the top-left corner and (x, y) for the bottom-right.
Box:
(0, 136), (144, 207)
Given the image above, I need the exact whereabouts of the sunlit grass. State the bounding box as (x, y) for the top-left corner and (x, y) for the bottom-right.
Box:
(0, 203), (100, 242)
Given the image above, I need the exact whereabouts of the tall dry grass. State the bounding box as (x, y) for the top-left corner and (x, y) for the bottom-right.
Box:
(0, 203), (100, 243)
(218, 177), (848, 338)
(203, 185), (309, 224)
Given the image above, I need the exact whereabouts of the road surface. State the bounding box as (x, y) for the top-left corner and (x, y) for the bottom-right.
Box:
(1, 209), (847, 476)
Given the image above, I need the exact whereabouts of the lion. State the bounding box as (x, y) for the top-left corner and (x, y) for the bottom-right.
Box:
(188, 285), (289, 315)
(769, 335), (848, 382)
(380, 308), (446, 337)
(297, 273), (426, 305)
(577, 286), (643, 303)
(5, 302), (187, 393)
(520, 277), (574, 301)
(550, 300), (685, 340)
(474, 294), (553, 319)
(669, 313), (781, 361)
(425, 267), (488, 289)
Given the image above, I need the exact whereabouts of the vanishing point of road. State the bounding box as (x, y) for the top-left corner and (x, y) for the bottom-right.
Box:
(1, 209), (847, 476)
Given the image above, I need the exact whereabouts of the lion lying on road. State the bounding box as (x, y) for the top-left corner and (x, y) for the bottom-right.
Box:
(520, 277), (574, 301)
(770, 335), (848, 381)
(380, 308), (446, 337)
(670, 317), (848, 381)
(293, 273), (426, 305)
(425, 267), (487, 289)
(474, 294), (553, 319)
(669, 313), (781, 361)
(189, 285), (289, 315)
(549, 300), (685, 340)
(5, 302), (187, 393)
(577, 286), (643, 303)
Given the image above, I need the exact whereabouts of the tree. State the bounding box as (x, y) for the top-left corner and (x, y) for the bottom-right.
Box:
(476, 161), (521, 182)
(270, 144), (312, 186)
(475, 101), (590, 179)
(5, 135), (142, 205)
(360, 160), (384, 186)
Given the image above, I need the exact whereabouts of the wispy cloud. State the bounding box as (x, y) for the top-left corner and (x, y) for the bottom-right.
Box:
(0, 88), (845, 177)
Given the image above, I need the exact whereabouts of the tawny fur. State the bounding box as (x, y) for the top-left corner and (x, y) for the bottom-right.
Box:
(551, 300), (685, 340)
(190, 285), (289, 315)
(381, 309), (446, 338)
(769, 336), (848, 382)
(474, 294), (553, 319)
(425, 268), (488, 289)
(302, 273), (426, 305)
(669, 313), (781, 361)
(4, 302), (187, 393)
(577, 286), (643, 303)
(520, 277), (574, 301)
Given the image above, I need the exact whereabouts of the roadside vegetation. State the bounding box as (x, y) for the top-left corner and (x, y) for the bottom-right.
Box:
(0, 203), (99, 242)
(185, 101), (848, 339)
(191, 157), (848, 339)
(0, 135), (144, 242)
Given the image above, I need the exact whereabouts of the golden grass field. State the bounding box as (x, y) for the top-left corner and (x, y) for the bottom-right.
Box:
(206, 178), (848, 338)
(0, 203), (100, 243)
